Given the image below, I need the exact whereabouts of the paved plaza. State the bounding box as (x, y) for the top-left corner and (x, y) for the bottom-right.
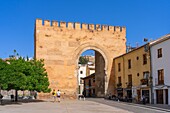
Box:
(0, 99), (133, 113)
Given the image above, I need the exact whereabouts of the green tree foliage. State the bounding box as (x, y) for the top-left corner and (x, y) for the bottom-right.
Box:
(79, 56), (89, 64)
(0, 50), (51, 101)
(0, 59), (9, 89)
(26, 59), (51, 93)
(6, 57), (27, 90)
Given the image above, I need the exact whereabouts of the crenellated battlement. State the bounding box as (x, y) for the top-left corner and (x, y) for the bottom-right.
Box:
(36, 19), (126, 32)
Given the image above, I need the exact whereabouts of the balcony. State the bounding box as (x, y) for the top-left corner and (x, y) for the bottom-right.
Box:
(126, 82), (132, 88)
(140, 79), (148, 85)
(117, 83), (122, 88)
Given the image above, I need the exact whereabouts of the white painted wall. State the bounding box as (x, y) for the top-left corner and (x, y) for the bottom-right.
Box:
(88, 65), (95, 75)
(78, 63), (95, 95)
(78, 64), (87, 85)
(78, 64), (87, 95)
(150, 38), (170, 105)
(151, 39), (170, 87)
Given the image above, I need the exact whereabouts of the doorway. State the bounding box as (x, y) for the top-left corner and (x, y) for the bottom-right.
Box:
(156, 90), (163, 104)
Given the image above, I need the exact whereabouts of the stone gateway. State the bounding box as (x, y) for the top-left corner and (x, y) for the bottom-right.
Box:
(34, 19), (126, 99)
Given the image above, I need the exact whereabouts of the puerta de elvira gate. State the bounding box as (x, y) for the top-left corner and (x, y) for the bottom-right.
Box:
(34, 19), (126, 98)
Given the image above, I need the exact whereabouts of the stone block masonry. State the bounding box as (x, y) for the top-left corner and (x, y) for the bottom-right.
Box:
(34, 19), (126, 99)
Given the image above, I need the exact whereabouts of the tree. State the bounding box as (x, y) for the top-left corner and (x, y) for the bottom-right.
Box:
(26, 59), (51, 93)
(0, 50), (51, 101)
(79, 56), (89, 64)
(0, 59), (9, 90)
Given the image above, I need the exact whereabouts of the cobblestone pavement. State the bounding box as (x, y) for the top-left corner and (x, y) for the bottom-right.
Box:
(0, 99), (133, 113)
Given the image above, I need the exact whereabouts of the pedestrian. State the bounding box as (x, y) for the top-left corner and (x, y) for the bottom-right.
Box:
(52, 89), (56, 102)
(57, 89), (61, 102)
(142, 95), (146, 105)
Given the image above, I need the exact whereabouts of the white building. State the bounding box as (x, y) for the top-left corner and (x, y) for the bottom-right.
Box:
(78, 61), (95, 95)
(87, 61), (95, 75)
(150, 34), (170, 105)
(78, 64), (87, 95)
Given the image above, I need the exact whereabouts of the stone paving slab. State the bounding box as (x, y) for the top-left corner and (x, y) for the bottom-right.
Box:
(0, 100), (133, 113)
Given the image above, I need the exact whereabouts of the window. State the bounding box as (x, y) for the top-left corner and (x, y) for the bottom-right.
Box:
(136, 56), (139, 60)
(117, 76), (122, 87)
(158, 48), (162, 58)
(128, 74), (132, 84)
(118, 63), (121, 72)
(143, 54), (147, 65)
(158, 69), (164, 85)
(93, 77), (95, 83)
(118, 77), (121, 84)
(80, 71), (83, 74)
(80, 79), (83, 84)
(143, 71), (149, 79)
(128, 59), (131, 69)
(127, 74), (132, 87)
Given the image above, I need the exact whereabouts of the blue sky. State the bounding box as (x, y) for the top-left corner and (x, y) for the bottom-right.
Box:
(0, 0), (170, 58)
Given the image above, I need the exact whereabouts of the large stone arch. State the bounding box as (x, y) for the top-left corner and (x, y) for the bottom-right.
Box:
(34, 19), (126, 99)
(73, 42), (109, 70)
(73, 42), (110, 96)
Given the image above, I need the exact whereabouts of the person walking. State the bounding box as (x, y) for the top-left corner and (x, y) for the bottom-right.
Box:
(57, 89), (61, 103)
(52, 89), (56, 102)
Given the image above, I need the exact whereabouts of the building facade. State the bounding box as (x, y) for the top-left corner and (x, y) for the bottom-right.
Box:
(150, 34), (170, 105)
(114, 44), (151, 103)
(82, 73), (95, 97)
(78, 61), (95, 95)
(34, 19), (126, 98)
(78, 64), (88, 95)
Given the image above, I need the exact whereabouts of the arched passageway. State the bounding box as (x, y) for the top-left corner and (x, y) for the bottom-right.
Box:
(76, 48), (107, 97)
(34, 19), (126, 99)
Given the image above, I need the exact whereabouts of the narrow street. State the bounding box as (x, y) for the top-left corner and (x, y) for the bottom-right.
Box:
(87, 98), (170, 113)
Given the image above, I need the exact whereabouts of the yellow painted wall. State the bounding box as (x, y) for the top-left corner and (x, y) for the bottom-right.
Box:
(114, 44), (150, 90)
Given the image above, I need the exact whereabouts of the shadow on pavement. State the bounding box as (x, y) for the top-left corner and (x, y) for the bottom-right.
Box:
(0, 99), (45, 106)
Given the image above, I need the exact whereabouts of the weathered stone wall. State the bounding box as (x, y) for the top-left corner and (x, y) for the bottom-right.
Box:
(34, 19), (126, 98)
(95, 51), (105, 97)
